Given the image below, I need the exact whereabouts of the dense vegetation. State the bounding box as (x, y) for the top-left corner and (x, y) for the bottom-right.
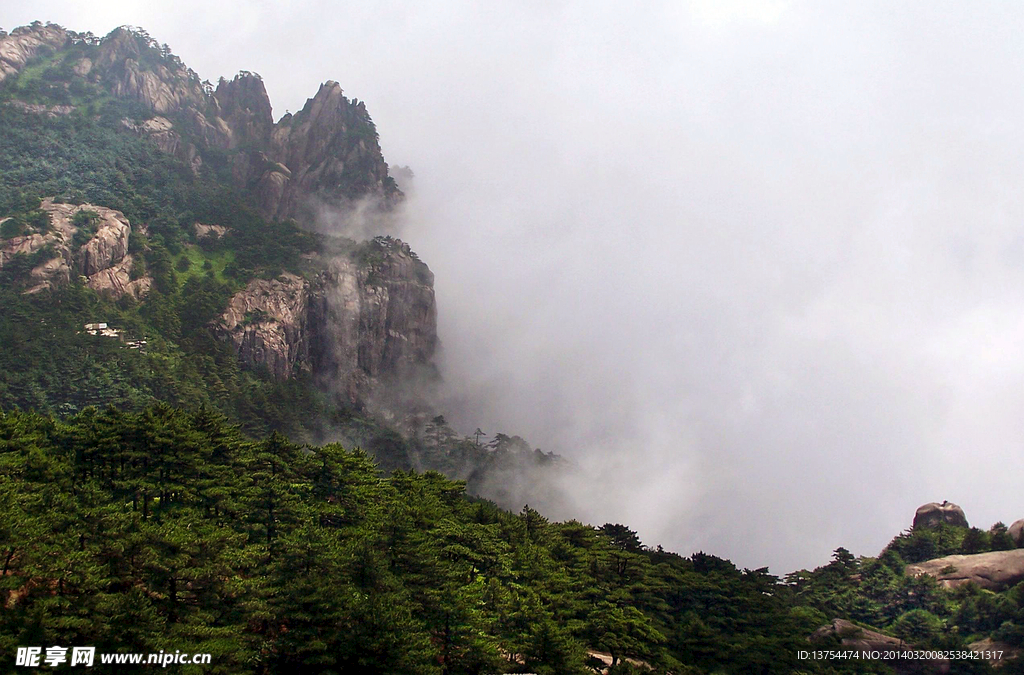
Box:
(0, 404), (883, 674)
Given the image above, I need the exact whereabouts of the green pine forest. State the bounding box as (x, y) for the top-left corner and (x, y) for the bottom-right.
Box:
(2, 22), (1024, 674)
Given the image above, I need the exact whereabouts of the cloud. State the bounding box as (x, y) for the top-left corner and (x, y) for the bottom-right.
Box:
(10, 1), (1024, 572)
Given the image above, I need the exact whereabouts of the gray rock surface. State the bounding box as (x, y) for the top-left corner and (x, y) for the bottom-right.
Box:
(1009, 519), (1024, 546)
(315, 241), (437, 402)
(219, 273), (313, 380)
(810, 619), (949, 674)
(217, 240), (437, 405)
(86, 254), (151, 300)
(906, 549), (1024, 591)
(913, 501), (969, 529)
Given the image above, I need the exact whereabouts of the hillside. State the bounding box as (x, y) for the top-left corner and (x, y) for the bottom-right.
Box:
(1, 21), (1024, 675)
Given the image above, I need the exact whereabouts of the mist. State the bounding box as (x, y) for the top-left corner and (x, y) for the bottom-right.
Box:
(8, 1), (1024, 573)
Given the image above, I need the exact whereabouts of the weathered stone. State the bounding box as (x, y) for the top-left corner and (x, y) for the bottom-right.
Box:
(216, 240), (436, 407)
(218, 273), (312, 381)
(263, 81), (396, 220)
(194, 223), (228, 240)
(26, 255), (71, 294)
(906, 549), (1024, 591)
(72, 57), (92, 77)
(121, 116), (202, 173)
(87, 254), (150, 300)
(913, 502), (969, 530)
(75, 212), (130, 277)
(2, 200), (143, 295)
(0, 24), (68, 84)
(968, 638), (1022, 669)
(810, 619), (949, 674)
(1009, 519), (1024, 546)
(214, 72), (274, 148)
(97, 28), (207, 115)
(314, 240), (437, 403)
(8, 101), (75, 117)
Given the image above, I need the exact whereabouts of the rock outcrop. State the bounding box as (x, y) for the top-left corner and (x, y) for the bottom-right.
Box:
(968, 638), (1022, 670)
(906, 549), (1024, 591)
(218, 273), (313, 381)
(913, 501), (969, 530)
(315, 239), (437, 402)
(95, 27), (207, 115)
(86, 254), (151, 300)
(810, 619), (949, 674)
(261, 81), (396, 221)
(73, 208), (130, 277)
(0, 200), (148, 298)
(0, 23), (68, 83)
(217, 238), (437, 404)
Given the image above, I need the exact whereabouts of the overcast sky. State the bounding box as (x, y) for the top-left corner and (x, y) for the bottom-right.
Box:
(7, 1), (1024, 573)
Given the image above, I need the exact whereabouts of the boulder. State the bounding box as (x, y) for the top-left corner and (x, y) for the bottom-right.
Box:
(810, 619), (949, 674)
(1009, 519), (1024, 547)
(968, 638), (1022, 670)
(906, 549), (1024, 591)
(913, 502), (969, 530)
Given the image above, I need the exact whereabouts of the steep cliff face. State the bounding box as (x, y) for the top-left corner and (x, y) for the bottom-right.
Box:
(218, 273), (313, 380)
(262, 81), (396, 221)
(217, 238), (437, 404)
(316, 238), (437, 402)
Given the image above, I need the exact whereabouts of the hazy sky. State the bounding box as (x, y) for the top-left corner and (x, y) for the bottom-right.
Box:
(6, 1), (1024, 573)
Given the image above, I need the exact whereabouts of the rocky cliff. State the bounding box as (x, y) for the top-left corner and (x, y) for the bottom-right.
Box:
(0, 23), (400, 222)
(219, 272), (313, 380)
(0, 199), (149, 298)
(217, 237), (437, 402)
(0, 23), (68, 83)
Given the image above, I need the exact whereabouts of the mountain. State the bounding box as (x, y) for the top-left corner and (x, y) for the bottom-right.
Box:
(2, 21), (1024, 675)
(0, 22), (429, 414)
(0, 20), (572, 509)
(1, 23), (399, 221)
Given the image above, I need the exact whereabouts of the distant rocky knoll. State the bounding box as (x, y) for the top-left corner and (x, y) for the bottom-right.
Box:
(1010, 519), (1024, 546)
(913, 501), (969, 530)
